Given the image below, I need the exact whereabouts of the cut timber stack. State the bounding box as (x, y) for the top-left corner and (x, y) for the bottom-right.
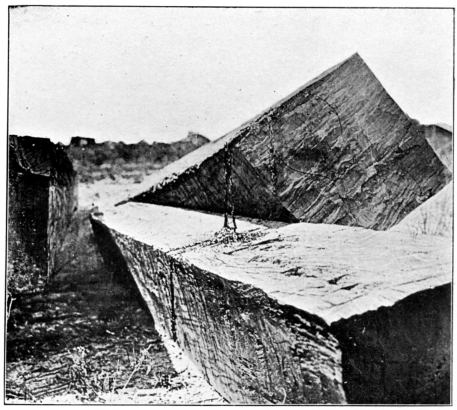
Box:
(90, 203), (451, 404)
(8, 135), (78, 278)
(123, 53), (451, 230)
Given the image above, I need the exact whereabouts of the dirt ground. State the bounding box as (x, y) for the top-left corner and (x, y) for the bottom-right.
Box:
(5, 204), (223, 404)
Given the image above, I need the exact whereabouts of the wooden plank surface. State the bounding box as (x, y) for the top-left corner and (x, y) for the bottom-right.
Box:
(101, 202), (451, 325)
(116, 54), (451, 230)
(92, 202), (451, 403)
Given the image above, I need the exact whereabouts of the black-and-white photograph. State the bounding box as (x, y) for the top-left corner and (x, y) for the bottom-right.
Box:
(5, 5), (453, 405)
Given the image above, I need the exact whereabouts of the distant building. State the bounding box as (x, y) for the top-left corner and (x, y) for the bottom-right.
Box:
(70, 136), (96, 147)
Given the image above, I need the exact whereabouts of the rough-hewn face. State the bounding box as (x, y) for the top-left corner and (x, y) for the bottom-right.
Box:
(331, 284), (451, 404)
(423, 124), (453, 171)
(48, 144), (78, 277)
(8, 158), (49, 274)
(90, 203), (451, 404)
(234, 53), (451, 229)
(126, 53), (451, 230)
(8, 135), (77, 278)
(131, 146), (297, 222)
(91, 219), (345, 404)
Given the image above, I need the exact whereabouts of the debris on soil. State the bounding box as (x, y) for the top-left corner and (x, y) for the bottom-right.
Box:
(6, 208), (223, 404)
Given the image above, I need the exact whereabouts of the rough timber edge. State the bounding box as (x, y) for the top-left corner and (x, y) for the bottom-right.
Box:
(433, 123), (453, 134)
(118, 52), (383, 206)
(389, 182), (453, 238)
(90, 204), (451, 327)
(423, 123), (454, 172)
(88, 215), (222, 403)
(179, 226), (451, 326)
(9, 135), (53, 177)
(212, 52), (361, 144)
(90, 210), (451, 405)
(89, 213), (345, 404)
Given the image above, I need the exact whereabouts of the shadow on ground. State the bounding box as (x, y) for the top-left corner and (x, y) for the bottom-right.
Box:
(6, 209), (223, 404)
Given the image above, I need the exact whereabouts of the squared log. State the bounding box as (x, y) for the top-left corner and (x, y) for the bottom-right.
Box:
(119, 53), (451, 230)
(8, 135), (77, 279)
(91, 203), (451, 404)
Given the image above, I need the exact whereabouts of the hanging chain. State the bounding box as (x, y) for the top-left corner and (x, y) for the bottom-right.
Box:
(223, 143), (237, 231)
(267, 119), (278, 196)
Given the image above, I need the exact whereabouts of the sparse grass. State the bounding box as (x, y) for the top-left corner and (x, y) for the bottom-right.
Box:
(6, 208), (181, 404)
(406, 202), (453, 240)
(67, 345), (120, 402)
(7, 246), (43, 296)
(7, 136), (224, 405)
(6, 244), (44, 325)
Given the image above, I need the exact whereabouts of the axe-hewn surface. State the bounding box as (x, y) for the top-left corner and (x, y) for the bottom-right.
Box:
(129, 146), (296, 222)
(331, 283), (450, 404)
(47, 143), (78, 276)
(232, 54), (451, 228)
(9, 136), (52, 275)
(122, 53), (451, 230)
(8, 135), (77, 278)
(91, 203), (451, 404)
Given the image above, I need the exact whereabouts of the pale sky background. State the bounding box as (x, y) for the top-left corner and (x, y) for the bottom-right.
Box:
(8, 7), (454, 144)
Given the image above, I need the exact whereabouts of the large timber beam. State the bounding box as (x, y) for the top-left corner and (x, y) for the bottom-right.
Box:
(90, 203), (451, 404)
(8, 135), (78, 278)
(119, 53), (451, 230)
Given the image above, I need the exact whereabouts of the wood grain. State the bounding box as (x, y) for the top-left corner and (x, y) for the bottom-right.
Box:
(91, 203), (451, 403)
(122, 53), (451, 230)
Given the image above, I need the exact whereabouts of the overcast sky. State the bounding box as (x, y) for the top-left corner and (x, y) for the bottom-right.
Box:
(8, 7), (453, 144)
